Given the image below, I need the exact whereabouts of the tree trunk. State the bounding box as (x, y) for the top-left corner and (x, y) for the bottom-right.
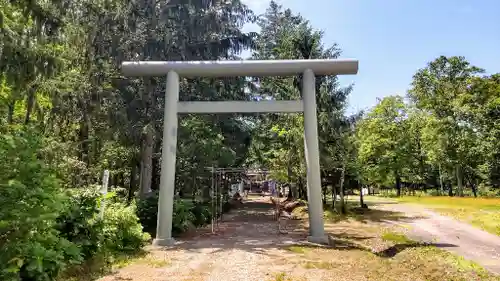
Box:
(112, 173), (118, 188)
(471, 182), (478, 198)
(139, 125), (154, 196)
(287, 184), (293, 199)
(291, 183), (298, 199)
(321, 182), (327, 205)
(298, 177), (305, 199)
(127, 162), (138, 203)
(24, 89), (36, 125)
(466, 175), (478, 198)
(78, 110), (91, 165)
(448, 182), (454, 197)
(138, 0), (157, 198)
(438, 163), (444, 195)
(287, 158), (295, 198)
(359, 183), (366, 208)
(395, 171), (402, 197)
(151, 156), (159, 191)
(339, 163), (346, 214)
(456, 164), (464, 197)
(119, 173), (125, 187)
(331, 185), (337, 209)
(7, 100), (15, 124)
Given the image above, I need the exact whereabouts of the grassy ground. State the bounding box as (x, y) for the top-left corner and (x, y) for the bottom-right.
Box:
(60, 251), (170, 281)
(282, 205), (500, 281)
(393, 196), (500, 236)
(98, 197), (500, 281)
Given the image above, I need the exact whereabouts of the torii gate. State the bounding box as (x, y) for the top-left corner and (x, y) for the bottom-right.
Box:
(121, 58), (359, 245)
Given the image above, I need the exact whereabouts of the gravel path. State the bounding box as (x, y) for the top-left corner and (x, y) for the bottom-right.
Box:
(99, 195), (312, 281)
(373, 201), (500, 274)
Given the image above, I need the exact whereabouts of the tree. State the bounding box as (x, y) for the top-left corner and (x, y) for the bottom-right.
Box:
(248, 1), (351, 201)
(409, 56), (484, 196)
(459, 74), (500, 190)
(356, 96), (411, 196)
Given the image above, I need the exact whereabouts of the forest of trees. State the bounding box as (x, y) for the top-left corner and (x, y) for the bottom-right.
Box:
(1, 0), (499, 280)
(356, 57), (500, 198)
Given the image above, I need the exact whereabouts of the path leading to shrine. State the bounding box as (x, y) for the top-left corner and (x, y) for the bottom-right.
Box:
(98, 195), (499, 281)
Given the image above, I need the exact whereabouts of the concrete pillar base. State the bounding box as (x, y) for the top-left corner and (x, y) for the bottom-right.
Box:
(307, 235), (329, 245)
(152, 238), (176, 247)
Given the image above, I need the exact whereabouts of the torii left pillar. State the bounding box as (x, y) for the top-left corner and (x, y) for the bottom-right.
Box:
(153, 71), (179, 246)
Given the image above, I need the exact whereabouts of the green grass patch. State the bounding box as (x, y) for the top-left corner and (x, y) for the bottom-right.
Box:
(59, 251), (148, 281)
(59, 250), (171, 281)
(421, 246), (493, 280)
(285, 245), (310, 254)
(268, 272), (304, 281)
(397, 196), (500, 210)
(381, 231), (414, 244)
(134, 254), (171, 268)
(302, 260), (338, 269)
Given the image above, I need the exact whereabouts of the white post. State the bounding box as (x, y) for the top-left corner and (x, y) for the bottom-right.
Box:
(239, 181), (244, 196)
(302, 69), (327, 244)
(100, 170), (109, 219)
(211, 166), (215, 233)
(153, 71), (179, 246)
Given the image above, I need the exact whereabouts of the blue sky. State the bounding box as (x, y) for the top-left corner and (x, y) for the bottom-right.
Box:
(241, 0), (500, 114)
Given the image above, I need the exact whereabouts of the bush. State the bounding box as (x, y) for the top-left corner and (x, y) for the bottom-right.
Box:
(56, 189), (104, 260)
(191, 202), (212, 227)
(102, 201), (150, 253)
(58, 188), (150, 257)
(0, 129), (150, 280)
(0, 131), (82, 281)
(136, 192), (213, 237)
(478, 185), (500, 197)
(55, 189), (149, 280)
(135, 193), (159, 235)
(172, 200), (196, 234)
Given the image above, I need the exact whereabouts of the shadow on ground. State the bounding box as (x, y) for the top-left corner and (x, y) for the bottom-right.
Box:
(160, 196), (439, 259)
(319, 200), (428, 224)
(287, 236), (458, 258)
(375, 242), (458, 258)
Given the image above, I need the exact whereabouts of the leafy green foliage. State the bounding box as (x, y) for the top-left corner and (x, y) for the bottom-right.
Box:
(136, 192), (213, 236)
(356, 55), (500, 197)
(0, 129), (149, 280)
(56, 189), (104, 260)
(247, 1), (353, 199)
(357, 96), (411, 188)
(0, 130), (82, 281)
(102, 202), (150, 253)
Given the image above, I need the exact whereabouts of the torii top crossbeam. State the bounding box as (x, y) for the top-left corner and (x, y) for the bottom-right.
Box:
(121, 59), (358, 77)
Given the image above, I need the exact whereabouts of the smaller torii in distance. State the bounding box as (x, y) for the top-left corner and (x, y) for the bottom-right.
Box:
(121, 58), (359, 246)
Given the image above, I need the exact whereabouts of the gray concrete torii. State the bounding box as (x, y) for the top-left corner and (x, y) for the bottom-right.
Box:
(121, 59), (359, 246)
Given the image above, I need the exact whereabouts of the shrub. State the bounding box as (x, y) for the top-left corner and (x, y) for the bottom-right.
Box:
(0, 129), (150, 280)
(135, 193), (159, 235)
(136, 192), (213, 236)
(0, 130), (82, 281)
(58, 188), (149, 257)
(56, 188), (104, 260)
(191, 202), (212, 227)
(102, 201), (150, 253)
(172, 200), (196, 234)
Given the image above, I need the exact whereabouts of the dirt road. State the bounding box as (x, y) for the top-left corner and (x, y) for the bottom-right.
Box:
(99, 196), (313, 281)
(373, 201), (500, 274)
(98, 196), (500, 281)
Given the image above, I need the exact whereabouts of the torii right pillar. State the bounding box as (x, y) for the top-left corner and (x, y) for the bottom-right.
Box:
(302, 69), (327, 244)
